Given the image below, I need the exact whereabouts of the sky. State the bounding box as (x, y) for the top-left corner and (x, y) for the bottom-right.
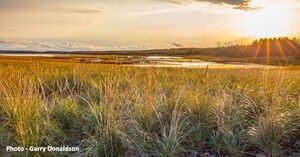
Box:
(0, 0), (300, 51)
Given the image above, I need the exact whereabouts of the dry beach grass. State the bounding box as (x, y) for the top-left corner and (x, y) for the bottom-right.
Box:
(0, 60), (299, 157)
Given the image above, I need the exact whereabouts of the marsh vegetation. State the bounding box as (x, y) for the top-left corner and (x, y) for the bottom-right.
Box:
(0, 59), (299, 157)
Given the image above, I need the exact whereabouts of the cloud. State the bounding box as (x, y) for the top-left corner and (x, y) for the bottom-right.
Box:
(172, 42), (183, 47)
(64, 9), (101, 14)
(0, 29), (20, 32)
(160, 0), (259, 11)
(215, 41), (235, 47)
(51, 8), (101, 14)
(160, 0), (186, 5)
(0, 40), (150, 51)
(224, 42), (234, 46)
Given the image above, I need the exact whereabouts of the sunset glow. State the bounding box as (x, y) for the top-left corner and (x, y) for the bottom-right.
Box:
(0, 1), (300, 156)
(240, 0), (293, 38)
(0, 0), (299, 50)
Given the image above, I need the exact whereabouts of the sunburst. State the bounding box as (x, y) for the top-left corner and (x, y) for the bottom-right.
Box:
(240, 0), (292, 38)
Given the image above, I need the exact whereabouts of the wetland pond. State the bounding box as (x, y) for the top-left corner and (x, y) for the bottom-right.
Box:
(0, 54), (279, 69)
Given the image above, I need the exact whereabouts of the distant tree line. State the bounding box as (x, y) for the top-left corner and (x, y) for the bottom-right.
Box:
(1, 37), (299, 58)
(151, 37), (300, 58)
(204, 37), (300, 58)
(97, 37), (300, 58)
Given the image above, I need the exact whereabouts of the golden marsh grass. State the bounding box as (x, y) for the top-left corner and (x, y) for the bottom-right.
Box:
(0, 60), (299, 157)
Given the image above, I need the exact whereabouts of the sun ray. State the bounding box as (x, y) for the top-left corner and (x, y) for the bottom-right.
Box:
(285, 39), (300, 55)
(275, 40), (286, 58)
(236, 46), (248, 57)
(266, 39), (270, 64)
(254, 41), (262, 57)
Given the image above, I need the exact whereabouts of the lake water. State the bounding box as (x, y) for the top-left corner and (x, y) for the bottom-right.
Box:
(0, 53), (68, 57)
(132, 61), (279, 69)
(145, 56), (183, 59)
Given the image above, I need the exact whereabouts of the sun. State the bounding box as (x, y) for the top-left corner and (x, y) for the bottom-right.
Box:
(240, 0), (292, 38)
